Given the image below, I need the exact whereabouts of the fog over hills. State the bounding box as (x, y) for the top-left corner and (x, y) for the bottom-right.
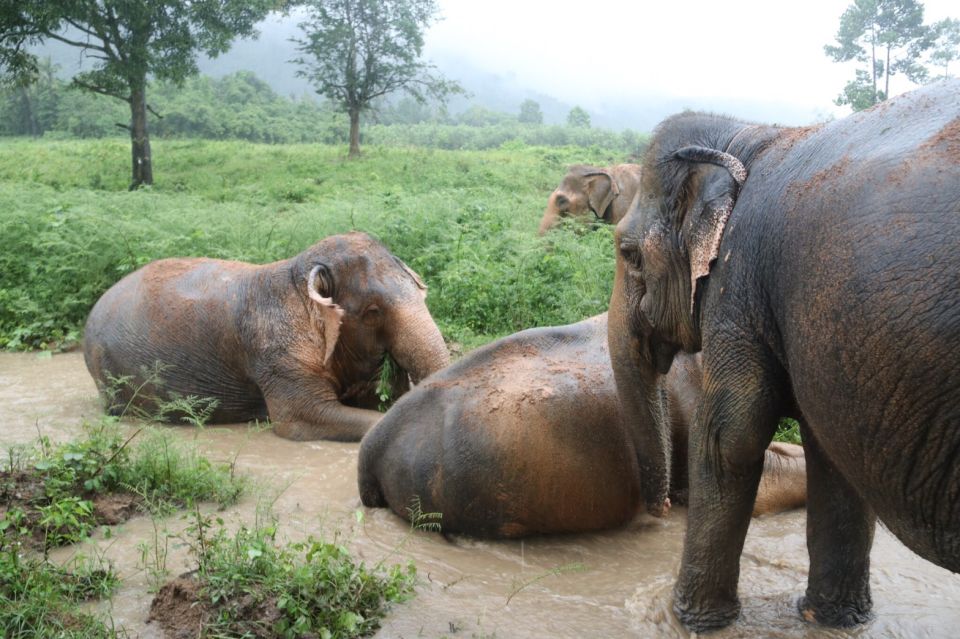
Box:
(34, 0), (957, 132)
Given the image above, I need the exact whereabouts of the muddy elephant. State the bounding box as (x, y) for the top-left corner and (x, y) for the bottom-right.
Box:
(83, 232), (450, 441)
(538, 163), (643, 234)
(358, 313), (805, 538)
(608, 80), (960, 632)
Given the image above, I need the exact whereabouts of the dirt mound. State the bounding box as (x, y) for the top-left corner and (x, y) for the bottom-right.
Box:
(91, 492), (140, 525)
(149, 574), (283, 638)
(147, 575), (209, 639)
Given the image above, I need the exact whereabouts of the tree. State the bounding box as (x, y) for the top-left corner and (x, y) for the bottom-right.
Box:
(926, 18), (960, 79)
(566, 105), (590, 128)
(0, 0), (278, 188)
(825, 0), (931, 111)
(293, 0), (461, 158)
(518, 99), (543, 125)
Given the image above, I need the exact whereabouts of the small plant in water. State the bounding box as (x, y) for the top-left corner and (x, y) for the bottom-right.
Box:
(167, 506), (417, 638)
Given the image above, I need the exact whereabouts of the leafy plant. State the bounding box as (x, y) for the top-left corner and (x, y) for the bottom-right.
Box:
(176, 508), (417, 638)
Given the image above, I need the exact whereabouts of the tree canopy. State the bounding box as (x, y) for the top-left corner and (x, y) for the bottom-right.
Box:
(293, 0), (461, 157)
(518, 99), (543, 125)
(824, 0), (958, 110)
(566, 106), (590, 128)
(0, 0), (278, 186)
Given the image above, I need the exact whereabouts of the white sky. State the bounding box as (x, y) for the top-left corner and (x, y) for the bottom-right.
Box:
(425, 0), (958, 125)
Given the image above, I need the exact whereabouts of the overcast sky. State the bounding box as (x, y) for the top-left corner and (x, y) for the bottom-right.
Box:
(424, 0), (958, 125)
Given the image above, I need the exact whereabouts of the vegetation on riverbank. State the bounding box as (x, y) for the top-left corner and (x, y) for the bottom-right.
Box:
(0, 138), (623, 352)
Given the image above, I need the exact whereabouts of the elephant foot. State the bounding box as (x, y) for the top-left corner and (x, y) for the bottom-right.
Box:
(798, 594), (872, 628)
(673, 589), (740, 633)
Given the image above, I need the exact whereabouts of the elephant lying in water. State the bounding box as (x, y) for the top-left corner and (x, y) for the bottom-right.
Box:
(538, 164), (643, 234)
(358, 314), (805, 538)
(84, 232), (450, 441)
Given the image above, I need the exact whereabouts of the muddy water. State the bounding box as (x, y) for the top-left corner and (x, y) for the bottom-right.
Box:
(3, 351), (960, 638)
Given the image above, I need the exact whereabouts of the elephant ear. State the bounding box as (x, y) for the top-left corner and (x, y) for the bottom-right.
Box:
(307, 265), (344, 366)
(393, 256), (428, 299)
(584, 170), (620, 221)
(672, 146), (747, 312)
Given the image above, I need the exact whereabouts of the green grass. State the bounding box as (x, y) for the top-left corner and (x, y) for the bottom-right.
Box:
(1, 416), (246, 553)
(172, 510), (416, 638)
(0, 138), (623, 351)
(0, 550), (121, 638)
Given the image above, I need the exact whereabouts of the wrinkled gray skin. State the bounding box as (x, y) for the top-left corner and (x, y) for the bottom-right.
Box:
(609, 80), (960, 632)
(358, 313), (806, 538)
(538, 164), (643, 234)
(84, 232), (450, 441)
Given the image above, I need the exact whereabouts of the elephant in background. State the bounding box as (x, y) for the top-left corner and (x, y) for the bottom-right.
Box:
(358, 314), (805, 538)
(84, 232), (450, 441)
(608, 79), (960, 632)
(538, 163), (643, 234)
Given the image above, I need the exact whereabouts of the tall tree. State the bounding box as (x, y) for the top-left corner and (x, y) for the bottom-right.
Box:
(926, 18), (960, 79)
(293, 0), (461, 158)
(518, 99), (543, 125)
(566, 106), (590, 128)
(825, 0), (931, 110)
(0, 0), (278, 188)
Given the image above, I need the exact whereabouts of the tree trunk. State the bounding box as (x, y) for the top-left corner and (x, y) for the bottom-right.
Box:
(884, 46), (891, 101)
(19, 87), (38, 136)
(129, 83), (153, 189)
(348, 108), (361, 158)
(870, 35), (877, 105)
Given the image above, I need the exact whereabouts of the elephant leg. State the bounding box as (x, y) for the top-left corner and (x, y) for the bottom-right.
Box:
(271, 401), (381, 441)
(673, 350), (783, 632)
(798, 427), (875, 627)
(260, 370), (382, 441)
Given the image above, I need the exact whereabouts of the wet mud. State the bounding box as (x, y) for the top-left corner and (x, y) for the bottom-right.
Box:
(2, 351), (959, 638)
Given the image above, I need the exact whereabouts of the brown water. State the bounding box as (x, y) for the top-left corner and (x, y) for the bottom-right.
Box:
(3, 351), (959, 638)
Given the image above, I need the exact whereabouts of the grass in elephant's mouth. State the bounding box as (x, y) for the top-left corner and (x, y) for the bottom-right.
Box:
(376, 353), (401, 412)
(774, 418), (802, 444)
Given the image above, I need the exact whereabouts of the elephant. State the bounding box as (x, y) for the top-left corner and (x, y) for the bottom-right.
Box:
(358, 313), (806, 538)
(538, 163), (643, 235)
(608, 79), (960, 632)
(83, 232), (450, 441)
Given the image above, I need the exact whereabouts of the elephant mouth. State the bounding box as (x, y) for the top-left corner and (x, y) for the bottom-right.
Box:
(374, 352), (410, 410)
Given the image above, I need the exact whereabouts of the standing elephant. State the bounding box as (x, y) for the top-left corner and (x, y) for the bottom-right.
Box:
(538, 164), (643, 234)
(358, 314), (805, 538)
(83, 232), (450, 441)
(608, 80), (960, 632)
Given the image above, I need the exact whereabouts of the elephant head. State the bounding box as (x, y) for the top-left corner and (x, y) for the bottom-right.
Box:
(608, 140), (746, 517)
(295, 233), (450, 403)
(538, 165), (621, 234)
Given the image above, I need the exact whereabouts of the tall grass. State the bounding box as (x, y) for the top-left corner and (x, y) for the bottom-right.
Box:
(0, 139), (624, 350)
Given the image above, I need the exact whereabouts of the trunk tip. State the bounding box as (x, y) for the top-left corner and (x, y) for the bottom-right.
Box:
(646, 497), (671, 518)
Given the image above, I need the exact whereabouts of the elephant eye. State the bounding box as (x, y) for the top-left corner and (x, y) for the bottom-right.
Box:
(619, 241), (643, 270)
(362, 304), (383, 326)
(555, 194), (568, 209)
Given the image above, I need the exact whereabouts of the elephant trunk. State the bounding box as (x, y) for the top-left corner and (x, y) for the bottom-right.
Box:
(538, 197), (562, 235)
(388, 304), (451, 385)
(609, 265), (672, 518)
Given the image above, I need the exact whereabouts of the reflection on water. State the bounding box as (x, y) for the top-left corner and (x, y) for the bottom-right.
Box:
(2, 352), (958, 638)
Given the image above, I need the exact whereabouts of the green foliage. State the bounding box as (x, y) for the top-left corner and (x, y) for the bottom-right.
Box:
(2, 415), (245, 551)
(0, 0), (280, 185)
(774, 418), (802, 444)
(566, 106), (591, 128)
(293, 0), (461, 156)
(181, 510), (416, 638)
(927, 17), (960, 79)
(0, 550), (121, 638)
(824, 0), (942, 110)
(518, 99), (544, 125)
(0, 139), (629, 352)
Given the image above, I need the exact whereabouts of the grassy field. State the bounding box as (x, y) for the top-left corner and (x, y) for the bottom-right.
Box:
(0, 138), (626, 351)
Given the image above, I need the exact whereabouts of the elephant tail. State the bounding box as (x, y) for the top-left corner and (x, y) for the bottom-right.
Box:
(358, 469), (387, 508)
